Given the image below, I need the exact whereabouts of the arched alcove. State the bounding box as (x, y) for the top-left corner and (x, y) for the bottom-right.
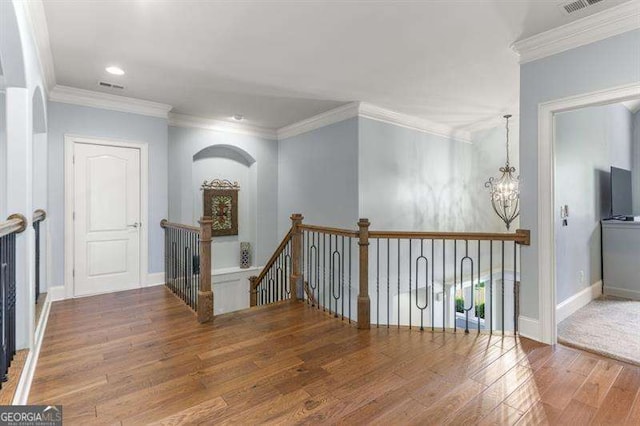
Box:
(0, 0), (28, 219)
(192, 144), (258, 270)
(0, 0), (27, 88)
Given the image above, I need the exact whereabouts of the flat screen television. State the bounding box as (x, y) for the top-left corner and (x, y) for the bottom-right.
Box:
(611, 166), (632, 218)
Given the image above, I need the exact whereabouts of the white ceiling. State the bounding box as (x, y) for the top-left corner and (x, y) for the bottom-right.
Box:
(42, 0), (631, 131)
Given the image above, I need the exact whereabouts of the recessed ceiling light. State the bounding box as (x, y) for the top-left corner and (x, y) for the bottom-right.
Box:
(232, 114), (244, 121)
(105, 66), (125, 76)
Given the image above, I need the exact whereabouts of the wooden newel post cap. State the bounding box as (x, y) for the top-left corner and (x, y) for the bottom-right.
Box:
(160, 219), (168, 228)
(290, 213), (304, 223)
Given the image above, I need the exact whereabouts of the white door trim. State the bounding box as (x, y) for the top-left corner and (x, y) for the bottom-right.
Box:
(537, 82), (640, 344)
(64, 134), (149, 299)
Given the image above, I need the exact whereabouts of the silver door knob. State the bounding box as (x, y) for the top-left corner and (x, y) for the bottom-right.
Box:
(128, 222), (141, 228)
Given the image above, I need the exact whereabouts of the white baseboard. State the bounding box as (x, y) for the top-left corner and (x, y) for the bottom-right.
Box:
(13, 292), (52, 404)
(518, 315), (541, 342)
(604, 286), (640, 300)
(556, 281), (602, 323)
(145, 272), (164, 287)
(48, 285), (66, 302)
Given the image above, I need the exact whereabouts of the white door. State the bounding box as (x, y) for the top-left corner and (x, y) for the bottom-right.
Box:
(73, 142), (141, 296)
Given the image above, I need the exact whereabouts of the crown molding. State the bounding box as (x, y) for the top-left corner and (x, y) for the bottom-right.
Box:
(358, 102), (472, 143)
(512, 0), (640, 64)
(276, 102), (360, 140)
(49, 85), (173, 118)
(21, 0), (56, 93)
(276, 101), (472, 142)
(168, 113), (277, 139)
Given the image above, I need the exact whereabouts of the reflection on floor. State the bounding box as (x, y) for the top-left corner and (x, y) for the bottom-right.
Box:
(558, 296), (640, 366)
(28, 286), (640, 424)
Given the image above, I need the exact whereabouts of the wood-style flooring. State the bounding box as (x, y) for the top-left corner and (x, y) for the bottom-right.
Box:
(29, 286), (640, 425)
(0, 349), (28, 404)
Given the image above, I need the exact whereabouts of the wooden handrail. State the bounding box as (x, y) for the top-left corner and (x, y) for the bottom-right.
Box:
(299, 224), (359, 238)
(0, 214), (27, 238)
(33, 209), (46, 223)
(160, 219), (199, 233)
(250, 228), (294, 290)
(369, 228), (530, 245)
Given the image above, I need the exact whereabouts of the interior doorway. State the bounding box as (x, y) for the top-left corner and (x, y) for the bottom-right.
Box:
(64, 136), (149, 297)
(553, 96), (640, 364)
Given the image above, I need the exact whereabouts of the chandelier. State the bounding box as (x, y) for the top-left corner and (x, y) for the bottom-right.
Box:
(485, 114), (520, 230)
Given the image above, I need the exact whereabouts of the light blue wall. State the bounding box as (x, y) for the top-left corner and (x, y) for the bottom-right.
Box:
(47, 101), (169, 285)
(519, 29), (640, 318)
(555, 103), (633, 304)
(359, 118), (475, 230)
(278, 118), (359, 236)
(634, 110), (640, 213)
(168, 126), (278, 266)
(358, 117), (519, 233)
(0, 93), (5, 219)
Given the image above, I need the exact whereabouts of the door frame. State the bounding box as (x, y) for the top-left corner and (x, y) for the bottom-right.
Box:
(64, 134), (149, 299)
(537, 82), (640, 344)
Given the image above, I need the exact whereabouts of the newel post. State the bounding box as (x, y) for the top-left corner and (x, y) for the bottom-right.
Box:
(198, 217), (214, 322)
(290, 213), (304, 302)
(357, 218), (371, 329)
(249, 276), (258, 307)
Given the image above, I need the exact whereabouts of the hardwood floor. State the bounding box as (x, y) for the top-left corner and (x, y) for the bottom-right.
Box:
(29, 286), (640, 425)
(0, 349), (28, 404)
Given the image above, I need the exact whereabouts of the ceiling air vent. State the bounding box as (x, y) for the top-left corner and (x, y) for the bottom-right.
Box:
(98, 81), (124, 90)
(559, 0), (606, 15)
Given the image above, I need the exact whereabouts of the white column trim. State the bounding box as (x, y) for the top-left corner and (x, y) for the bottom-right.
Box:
(537, 82), (640, 344)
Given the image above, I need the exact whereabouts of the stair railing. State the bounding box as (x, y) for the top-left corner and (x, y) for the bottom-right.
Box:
(160, 218), (213, 323)
(254, 213), (530, 335)
(0, 214), (27, 387)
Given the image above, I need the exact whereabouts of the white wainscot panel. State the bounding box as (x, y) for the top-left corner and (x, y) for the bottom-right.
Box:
(212, 266), (262, 315)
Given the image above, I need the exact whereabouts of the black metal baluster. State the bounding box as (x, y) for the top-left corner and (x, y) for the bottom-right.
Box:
(461, 240), (474, 334)
(341, 236), (345, 320)
(514, 241), (518, 334)
(397, 239), (400, 329)
(477, 240), (481, 333)
(34, 220), (40, 303)
(332, 235), (341, 318)
(376, 238), (379, 328)
(387, 239), (390, 329)
(453, 240), (457, 333)
(416, 239), (428, 331)
(348, 236), (352, 323)
(322, 233), (326, 312)
(501, 240), (505, 336)
(409, 239), (412, 329)
(431, 239), (435, 332)
(489, 240), (493, 334)
(442, 239), (445, 332)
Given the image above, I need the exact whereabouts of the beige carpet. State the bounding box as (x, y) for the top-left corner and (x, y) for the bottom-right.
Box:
(558, 296), (640, 366)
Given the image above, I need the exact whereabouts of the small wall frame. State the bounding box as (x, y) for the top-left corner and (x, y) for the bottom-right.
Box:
(202, 179), (240, 237)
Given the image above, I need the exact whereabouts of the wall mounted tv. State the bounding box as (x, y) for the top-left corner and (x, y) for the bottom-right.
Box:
(611, 166), (632, 218)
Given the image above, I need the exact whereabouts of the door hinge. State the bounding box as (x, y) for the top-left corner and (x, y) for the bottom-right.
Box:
(72, 155), (75, 164)
(72, 269), (75, 278)
(73, 211), (75, 221)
